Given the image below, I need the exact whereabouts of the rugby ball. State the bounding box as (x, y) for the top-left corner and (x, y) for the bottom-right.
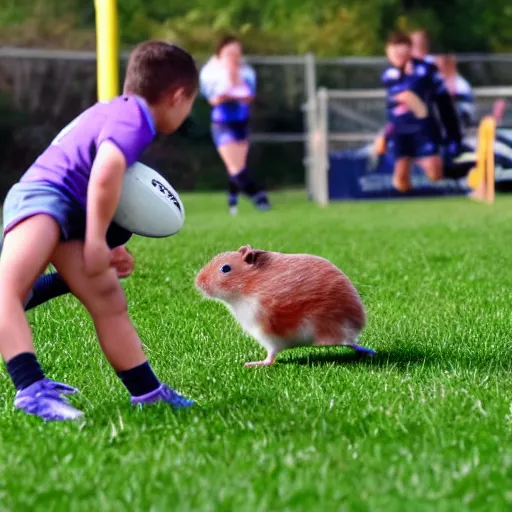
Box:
(113, 162), (185, 238)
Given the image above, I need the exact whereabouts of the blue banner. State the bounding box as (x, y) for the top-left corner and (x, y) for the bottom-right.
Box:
(328, 149), (469, 201)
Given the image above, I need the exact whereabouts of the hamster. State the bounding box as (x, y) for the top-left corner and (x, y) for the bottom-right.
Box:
(195, 245), (375, 367)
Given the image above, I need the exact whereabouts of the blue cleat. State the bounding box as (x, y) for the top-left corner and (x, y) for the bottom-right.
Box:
(348, 344), (377, 356)
(131, 384), (195, 409)
(256, 202), (271, 212)
(14, 378), (83, 421)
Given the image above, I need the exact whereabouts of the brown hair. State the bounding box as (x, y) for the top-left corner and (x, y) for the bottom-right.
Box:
(387, 31), (412, 46)
(215, 35), (242, 56)
(123, 40), (198, 104)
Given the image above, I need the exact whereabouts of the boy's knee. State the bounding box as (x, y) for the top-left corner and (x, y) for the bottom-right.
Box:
(83, 274), (127, 317)
(426, 168), (443, 181)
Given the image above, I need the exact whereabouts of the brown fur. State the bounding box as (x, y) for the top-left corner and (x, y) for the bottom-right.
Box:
(195, 245), (366, 346)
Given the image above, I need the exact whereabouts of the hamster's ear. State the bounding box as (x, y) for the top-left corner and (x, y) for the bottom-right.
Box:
(243, 249), (268, 266)
(237, 245), (253, 257)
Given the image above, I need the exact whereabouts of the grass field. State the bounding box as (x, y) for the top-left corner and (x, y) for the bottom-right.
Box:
(1, 191), (512, 511)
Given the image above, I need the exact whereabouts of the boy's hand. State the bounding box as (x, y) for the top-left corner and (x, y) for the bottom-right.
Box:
(110, 246), (135, 278)
(236, 95), (254, 104)
(84, 238), (112, 277)
(394, 90), (427, 119)
(211, 94), (231, 105)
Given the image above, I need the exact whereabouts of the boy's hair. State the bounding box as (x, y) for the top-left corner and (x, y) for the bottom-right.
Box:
(215, 35), (242, 56)
(123, 40), (198, 104)
(387, 31), (412, 46)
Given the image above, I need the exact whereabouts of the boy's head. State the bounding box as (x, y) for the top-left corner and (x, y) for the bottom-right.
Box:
(386, 31), (412, 69)
(410, 29), (430, 59)
(215, 35), (243, 71)
(124, 41), (199, 134)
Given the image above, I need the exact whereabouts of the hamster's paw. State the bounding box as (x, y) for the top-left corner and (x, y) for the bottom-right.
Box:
(245, 361), (273, 367)
(244, 353), (277, 367)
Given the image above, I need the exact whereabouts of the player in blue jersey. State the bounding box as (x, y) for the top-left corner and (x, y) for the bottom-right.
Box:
(382, 31), (462, 192)
(200, 35), (270, 215)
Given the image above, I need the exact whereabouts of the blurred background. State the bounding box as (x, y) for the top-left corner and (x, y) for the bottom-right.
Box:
(0, 0), (511, 197)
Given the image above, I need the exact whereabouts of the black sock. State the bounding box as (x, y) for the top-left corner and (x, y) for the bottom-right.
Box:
(443, 162), (472, 180)
(231, 168), (263, 198)
(227, 178), (239, 207)
(25, 273), (70, 311)
(6, 352), (45, 391)
(117, 361), (161, 397)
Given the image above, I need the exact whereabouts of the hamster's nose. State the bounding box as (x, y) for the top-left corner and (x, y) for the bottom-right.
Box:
(195, 272), (207, 290)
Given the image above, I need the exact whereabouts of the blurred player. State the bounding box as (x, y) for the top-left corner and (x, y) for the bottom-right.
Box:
(382, 31), (462, 192)
(200, 35), (270, 215)
(410, 29), (435, 63)
(436, 54), (474, 130)
(0, 41), (198, 422)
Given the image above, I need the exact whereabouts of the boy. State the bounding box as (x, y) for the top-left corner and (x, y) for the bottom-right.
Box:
(381, 31), (461, 192)
(0, 40), (198, 422)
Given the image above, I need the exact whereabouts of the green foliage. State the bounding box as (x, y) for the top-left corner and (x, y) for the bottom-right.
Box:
(0, 0), (510, 54)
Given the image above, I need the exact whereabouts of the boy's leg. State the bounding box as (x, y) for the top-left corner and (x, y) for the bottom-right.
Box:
(24, 274), (69, 311)
(24, 222), (133, 311)
(215, 122), (270, 210)
(53, 241), (144, 371)
(392, 158), (412, 192)
(227, 177), (239, 215)
(0, 215), (82, 420)
(0, 215), (60, 360)
(415, 127), (444, 182)
(416, 155), (443, 182)
(390, 133), (413, 192)
(51, 240), (193, 408)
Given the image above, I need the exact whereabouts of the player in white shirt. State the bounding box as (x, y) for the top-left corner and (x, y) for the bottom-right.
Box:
(199, 35), (270, 215)
(435, 54), (475, 130)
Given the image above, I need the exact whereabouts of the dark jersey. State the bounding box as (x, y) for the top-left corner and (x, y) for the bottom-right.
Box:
(382, 58), (461, 144)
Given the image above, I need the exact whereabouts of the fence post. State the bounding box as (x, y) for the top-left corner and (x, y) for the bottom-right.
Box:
(316, 87), (329, 206)
(304, 52), (317, 200)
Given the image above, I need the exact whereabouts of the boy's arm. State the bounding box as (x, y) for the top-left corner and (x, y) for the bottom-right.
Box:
(431, 69), (462, 149)
(199, 64), (229, 106)
(238, 66), (257, 104)
(84, 141), (126, 276)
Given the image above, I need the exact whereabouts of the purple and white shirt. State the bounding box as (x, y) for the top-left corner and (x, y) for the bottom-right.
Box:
(21, 95), (157, 209)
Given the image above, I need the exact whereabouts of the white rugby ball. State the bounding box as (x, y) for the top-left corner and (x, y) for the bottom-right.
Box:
(113, 162), (185, 238)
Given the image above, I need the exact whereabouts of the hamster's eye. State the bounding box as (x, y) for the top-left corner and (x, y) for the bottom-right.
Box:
(220, 264), (232, 274)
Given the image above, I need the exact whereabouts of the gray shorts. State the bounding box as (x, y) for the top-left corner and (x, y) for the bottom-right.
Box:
(3, 181), (86, 240)
(2, 181), (132, 246)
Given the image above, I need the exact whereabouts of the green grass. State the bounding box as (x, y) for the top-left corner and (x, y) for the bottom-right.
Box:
(1, 191), (512, 511)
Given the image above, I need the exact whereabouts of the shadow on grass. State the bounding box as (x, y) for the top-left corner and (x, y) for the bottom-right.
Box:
(278, 350), (423, 369)
(278, 347), (512, 371)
